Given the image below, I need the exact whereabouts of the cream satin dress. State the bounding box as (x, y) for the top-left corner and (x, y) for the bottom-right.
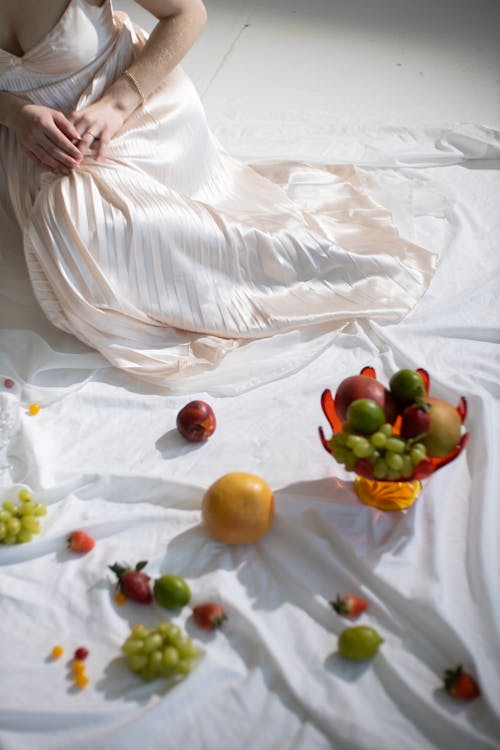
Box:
(0, 0), (436, 384)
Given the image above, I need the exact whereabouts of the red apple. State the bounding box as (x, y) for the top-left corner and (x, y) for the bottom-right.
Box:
(335, 375), (397, 424)
(400, 403), (431, 440)
(176, 400), (216, 442)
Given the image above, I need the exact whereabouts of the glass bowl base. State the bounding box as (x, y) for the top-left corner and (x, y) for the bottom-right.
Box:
(354, 476), (422, 512)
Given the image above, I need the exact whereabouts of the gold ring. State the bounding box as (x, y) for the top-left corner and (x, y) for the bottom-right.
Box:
(86, 130), (99, 139)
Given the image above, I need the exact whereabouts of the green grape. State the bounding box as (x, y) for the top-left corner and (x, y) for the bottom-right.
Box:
(373, 458), (388, 479)
(143, 634), (163, 654)
(0, 522), (6, 540)
(370, 431), (387, 449)
(410, 446), (427, 466)
(122, 639), (145, 655)
(175, 660), (192, 675)
(1, 494), (46, 544)
(7, 517), (21, 535)
(387, 467), (402, 480)
(330, 444), (352, 464)
(176, 637), (199, 660)
(329, 434), (351, 461)
(345, 434), (360, 450)
(341, 421), (354, 434)
(16, 530), (33, 544)
(156, 622), (172, 637)
(386, 452), (404, 471)
(401, 454), (413, 478)
(385, 437), (405, 454)
(127, 653), (148, 672)
(162, 646), (179, 668)
(165, 624), (181, 643)
(20, 516), (40, 533)
(123, 622), (199, 682)
(346, 435), (373, 458)
(130, 625), (150, 640)
(379, 423), (394, 437)
(148, 650), (164, 671)
(329, 433), (348, 448)
(354, 441), (374, 459)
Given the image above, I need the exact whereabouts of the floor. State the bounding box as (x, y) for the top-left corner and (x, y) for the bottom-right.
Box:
(115, 0), (500, 124)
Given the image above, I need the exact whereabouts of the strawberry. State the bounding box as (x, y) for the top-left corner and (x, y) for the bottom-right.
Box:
(109, 561), (153, 604)
(67, 530), (95, 553)
(192, 602), (227, 630)
(444, 665), (480, 701)
(331, 594), (367, 620)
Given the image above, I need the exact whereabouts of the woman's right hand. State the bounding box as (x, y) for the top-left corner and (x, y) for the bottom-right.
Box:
(11, 103), (83, 174)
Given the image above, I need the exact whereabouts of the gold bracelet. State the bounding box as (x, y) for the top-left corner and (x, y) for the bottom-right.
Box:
(123, 69), (146, 107)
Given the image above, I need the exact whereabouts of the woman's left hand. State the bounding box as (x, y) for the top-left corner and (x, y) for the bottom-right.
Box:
(69, 100), (128, 162)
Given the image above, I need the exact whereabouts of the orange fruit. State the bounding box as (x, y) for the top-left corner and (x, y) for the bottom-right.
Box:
(202, 472), (275, 545)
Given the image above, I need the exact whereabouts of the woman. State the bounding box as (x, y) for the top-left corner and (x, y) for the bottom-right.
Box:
(0, 0), (436, 384)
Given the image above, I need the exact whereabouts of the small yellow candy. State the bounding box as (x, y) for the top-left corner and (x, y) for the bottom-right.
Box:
(74, 673), (89, 688)
(72, 660), (86, 674)
(114, 591), (127, 605)
(28, 403), (41, 416)
(51, 645), (64, 659)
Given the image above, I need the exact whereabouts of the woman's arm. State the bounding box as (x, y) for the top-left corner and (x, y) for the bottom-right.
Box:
(70, 0), (207, 161)
(0, 90), (83, 173)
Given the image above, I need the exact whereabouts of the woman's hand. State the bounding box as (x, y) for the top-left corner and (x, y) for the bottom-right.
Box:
(67, 1), (208, 163)
(11, 103), (83, 174)
(69, 100), (128, 162)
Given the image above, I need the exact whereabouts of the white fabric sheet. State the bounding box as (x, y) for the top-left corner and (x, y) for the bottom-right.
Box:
(1, 113), (500, 750)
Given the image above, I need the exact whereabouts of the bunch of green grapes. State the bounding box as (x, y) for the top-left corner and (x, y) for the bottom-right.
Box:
(328, 423), (428, 481)
(0, 489), (47, 544)
(122, 622), (201, 682)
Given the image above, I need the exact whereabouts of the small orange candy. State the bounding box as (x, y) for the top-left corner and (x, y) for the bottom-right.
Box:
(51, 645), (64, 659)
(114, 591), (127, 605)
(72, 660), (86, 674)
(74, 673), (89, 688)
(28, 403), (41, 415)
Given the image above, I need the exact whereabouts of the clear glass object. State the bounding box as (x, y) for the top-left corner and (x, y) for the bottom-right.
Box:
(0, 377), (27, 489)
(319, 366), (468, 512)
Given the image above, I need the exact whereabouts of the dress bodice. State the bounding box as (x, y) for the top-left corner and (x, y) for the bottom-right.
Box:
(0, 0), (137, 111)
(0, 0), (116, 76)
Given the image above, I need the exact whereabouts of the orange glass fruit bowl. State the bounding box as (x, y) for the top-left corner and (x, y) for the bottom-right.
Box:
(318, 366), (469, 511)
